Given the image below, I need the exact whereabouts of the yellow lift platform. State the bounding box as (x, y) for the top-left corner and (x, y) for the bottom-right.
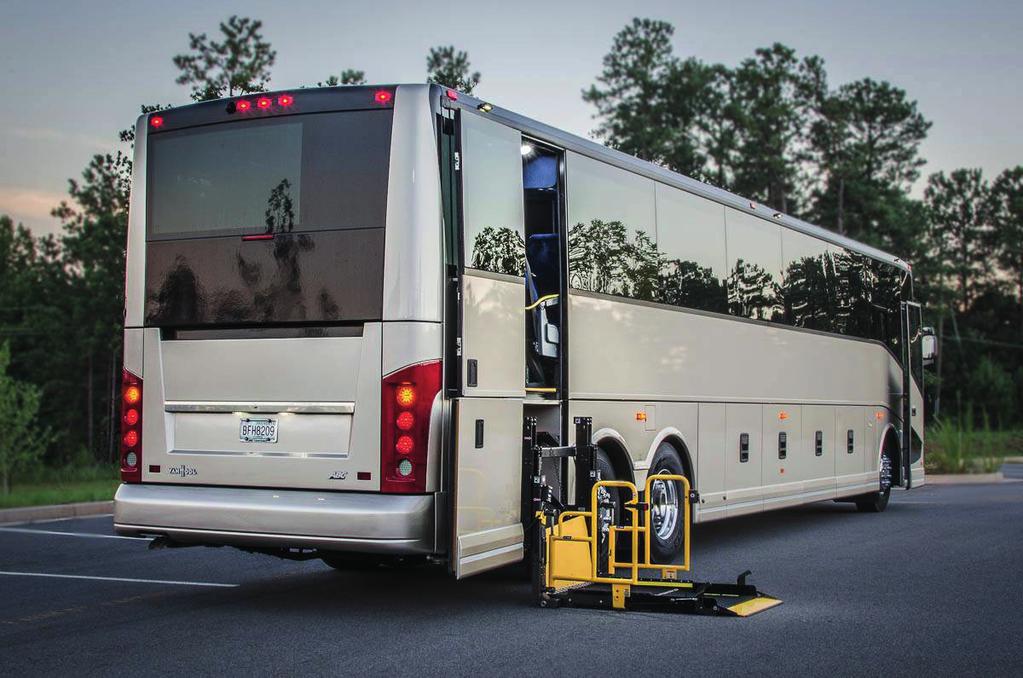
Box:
(525, 417), (782, 616)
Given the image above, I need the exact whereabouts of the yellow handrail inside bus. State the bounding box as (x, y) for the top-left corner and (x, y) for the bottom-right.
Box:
(524, 293), (559, 311)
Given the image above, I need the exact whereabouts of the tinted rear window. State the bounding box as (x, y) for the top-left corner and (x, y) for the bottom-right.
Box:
(147, 110), (392, 239)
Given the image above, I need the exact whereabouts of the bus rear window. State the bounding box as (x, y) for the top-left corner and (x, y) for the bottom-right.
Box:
(147, 110), (393, 239)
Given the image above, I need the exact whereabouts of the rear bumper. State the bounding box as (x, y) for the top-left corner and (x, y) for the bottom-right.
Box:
(114, 483), (436, 555)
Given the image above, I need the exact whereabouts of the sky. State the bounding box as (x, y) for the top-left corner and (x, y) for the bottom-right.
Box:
(1, 0), (1021, 236)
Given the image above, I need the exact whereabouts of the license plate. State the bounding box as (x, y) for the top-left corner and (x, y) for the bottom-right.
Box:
(240, 417), (278, 443)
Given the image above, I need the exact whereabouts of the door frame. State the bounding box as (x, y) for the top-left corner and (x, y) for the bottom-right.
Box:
(900, 301), (922, 489)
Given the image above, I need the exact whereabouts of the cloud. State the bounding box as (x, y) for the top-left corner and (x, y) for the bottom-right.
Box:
(0, 186), (67, 237)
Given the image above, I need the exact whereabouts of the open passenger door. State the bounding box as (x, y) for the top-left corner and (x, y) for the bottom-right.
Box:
(445, 108), (527, 577)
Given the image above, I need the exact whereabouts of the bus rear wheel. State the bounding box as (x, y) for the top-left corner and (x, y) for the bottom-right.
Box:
(856, 450), (894, 513)
(647, 444), (688, 563)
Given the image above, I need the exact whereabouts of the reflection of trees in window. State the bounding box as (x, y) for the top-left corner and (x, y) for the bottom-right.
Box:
(831, 249), (872, 338)
(568, 220), (633, 296)
(469, 226), (525, 275)
(569, 219), (728, 311)
(264, 179), (296, 234)
(659, 259), (727, 313)
(782, 254), (834, 331)
(727, 259), (781, 321)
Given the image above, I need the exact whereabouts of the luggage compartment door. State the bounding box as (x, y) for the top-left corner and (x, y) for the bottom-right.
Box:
(451, 397), (524, 578)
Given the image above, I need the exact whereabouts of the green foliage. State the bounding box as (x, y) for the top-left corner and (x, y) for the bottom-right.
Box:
(172, 15), (276, 101)
(319, 69), (367, 87)
(426, 45), (480, 94)
(925, 411), (1017, 474)
(0, 476), (119, 509)
(988, 166), (1023, 326)
(0, 342), (47, 494)
(924, 168), (991, 312)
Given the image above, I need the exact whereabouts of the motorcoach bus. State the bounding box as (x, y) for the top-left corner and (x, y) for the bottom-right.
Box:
(114, 84), (936, 577)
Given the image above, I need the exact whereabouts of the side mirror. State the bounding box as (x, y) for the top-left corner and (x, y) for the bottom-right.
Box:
(920, 327), (938, 367)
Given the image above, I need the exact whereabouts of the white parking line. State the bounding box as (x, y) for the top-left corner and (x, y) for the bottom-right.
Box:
(0, 527), (147, 540)
(0, 513), (115, 527)
(0, 571), (238, 588)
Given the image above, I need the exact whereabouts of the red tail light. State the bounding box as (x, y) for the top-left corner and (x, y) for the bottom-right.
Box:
(120, 369), (143, 483)
(381, 361), (441, 493)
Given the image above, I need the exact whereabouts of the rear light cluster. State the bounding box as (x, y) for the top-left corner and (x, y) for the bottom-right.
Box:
(151, 90), (395, 130)
(380, 361), (441, 493)
(120, 369), (143, 483)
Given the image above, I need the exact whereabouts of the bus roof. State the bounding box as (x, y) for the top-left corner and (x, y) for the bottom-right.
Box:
(430, 84), (911, 275)
(141, 83), (910, 275)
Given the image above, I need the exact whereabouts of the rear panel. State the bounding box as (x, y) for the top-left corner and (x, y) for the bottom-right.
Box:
(123, 85), (445, 496)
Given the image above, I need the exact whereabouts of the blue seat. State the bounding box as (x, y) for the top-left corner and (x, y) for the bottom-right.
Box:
(526, 233), (560, 360)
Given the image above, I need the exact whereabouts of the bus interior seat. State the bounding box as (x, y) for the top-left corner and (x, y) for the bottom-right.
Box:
(526, 233), (560, 360)
(523, 148), (562, 388)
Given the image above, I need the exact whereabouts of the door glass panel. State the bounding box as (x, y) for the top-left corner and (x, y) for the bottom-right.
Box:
(461, 113), (525, 276)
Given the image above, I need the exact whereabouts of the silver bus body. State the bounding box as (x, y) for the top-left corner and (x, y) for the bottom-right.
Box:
(115, 84), (925, 576)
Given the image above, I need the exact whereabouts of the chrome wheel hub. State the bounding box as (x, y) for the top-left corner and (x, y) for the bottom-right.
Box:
(880, 453), (893, 492)
(649, 474), (680, 541)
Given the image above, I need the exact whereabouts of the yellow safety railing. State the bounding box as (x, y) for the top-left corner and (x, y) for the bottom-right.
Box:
(546, 473), (692, 590)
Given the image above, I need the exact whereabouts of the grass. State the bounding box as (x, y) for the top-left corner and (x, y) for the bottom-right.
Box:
(925, 418), (1023, 474)
(0, 463), (119, 510)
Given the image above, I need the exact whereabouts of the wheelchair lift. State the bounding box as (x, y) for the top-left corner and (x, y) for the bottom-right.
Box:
(525, 417), (782, 616)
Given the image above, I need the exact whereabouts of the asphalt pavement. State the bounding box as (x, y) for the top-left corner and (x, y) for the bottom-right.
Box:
(2, 476), (1021, 677)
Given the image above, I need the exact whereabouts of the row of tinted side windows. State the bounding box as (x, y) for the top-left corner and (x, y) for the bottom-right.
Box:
(564, 153), (905, 356)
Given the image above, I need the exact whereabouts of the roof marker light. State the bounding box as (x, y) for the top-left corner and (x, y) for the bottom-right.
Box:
(278, 94), (294, 107)
(445, 89), (458, 101)
(477, 102), (493, 112)
(257, 96), (272, 109)
(236, 100), (252, 111)
(374, 90), (392, 104)
(149, 116), (164, 128)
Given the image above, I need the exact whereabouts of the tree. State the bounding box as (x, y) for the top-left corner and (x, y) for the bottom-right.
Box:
(426, 46), (480, 94)
(924, 169), (992, 313)
(583, 18), (720, 179)
(319, 69), (366, 87)
(0, 342), (46, 494)
(805, 77), (931, 242)
(988, 166), (1023, 335)
(727, 43), (812, 214)
(172, 15), (276, 101)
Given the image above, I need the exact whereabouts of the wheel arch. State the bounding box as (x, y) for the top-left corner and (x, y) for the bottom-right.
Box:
(592, 427), (635, 486)
(643, 428), (695, 489)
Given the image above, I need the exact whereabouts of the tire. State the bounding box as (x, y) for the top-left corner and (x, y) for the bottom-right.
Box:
(856, 449), (894, 513)
(646, 443), (688, 563)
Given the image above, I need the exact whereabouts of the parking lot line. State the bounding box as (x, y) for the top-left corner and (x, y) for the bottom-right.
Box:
(0, 571), (239, 588)
(0, 526), (147, 540)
